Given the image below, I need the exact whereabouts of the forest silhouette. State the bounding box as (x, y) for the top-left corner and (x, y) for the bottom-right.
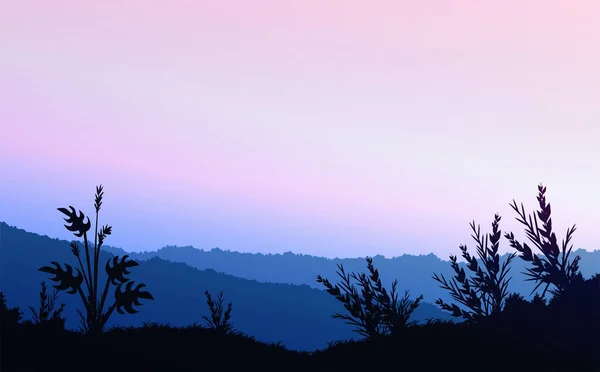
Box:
(1, 184), (599, 371)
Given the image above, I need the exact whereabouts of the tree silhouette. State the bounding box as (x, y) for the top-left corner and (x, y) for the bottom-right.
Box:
(38, 185), (153, 335)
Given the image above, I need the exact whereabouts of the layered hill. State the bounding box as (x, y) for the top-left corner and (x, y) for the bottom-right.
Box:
(0, 222), (448, 350)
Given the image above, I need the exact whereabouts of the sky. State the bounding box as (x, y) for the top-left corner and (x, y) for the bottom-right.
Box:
(1, 1), (599, 258)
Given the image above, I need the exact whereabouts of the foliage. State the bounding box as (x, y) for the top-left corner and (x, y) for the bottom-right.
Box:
(38, 185), (153, 335)
(548, 272), (600, 316)
(504, 292), (547, 310)
(202, 290), (235, 335)
(28, 281), (66, 329)
(494, 292), (548, 325)
(504, 184), (581, 298)
(317, 257), (423, 339)
(433, 214), (516, 322)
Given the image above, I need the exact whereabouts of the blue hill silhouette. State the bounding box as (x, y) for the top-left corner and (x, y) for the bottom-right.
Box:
(0, 221), (449, 350)
(101, 241), (600, 301)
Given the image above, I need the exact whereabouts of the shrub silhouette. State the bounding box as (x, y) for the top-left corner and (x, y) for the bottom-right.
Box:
(433, 214), (516, 322)
(202, 290), (235, 335)
(28, 281), (66, 330)
(496, 292), (548, 324)
(0, 292), (22, 328)
(38, 185), (153, 335)
(317, 257), (423, 339)
(504, 184), (581, 298)
(548, 272), (600, 317)
(504, 292), (547, 310)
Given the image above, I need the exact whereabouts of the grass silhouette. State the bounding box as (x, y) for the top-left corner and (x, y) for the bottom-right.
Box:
(27, 281), (66, 330)
(1, 183), (598, 371)
(202, 289), (235, 335)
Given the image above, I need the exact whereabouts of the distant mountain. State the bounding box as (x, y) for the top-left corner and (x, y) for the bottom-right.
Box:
(0, 222), (450, 351)
(102, 243), (600, 303)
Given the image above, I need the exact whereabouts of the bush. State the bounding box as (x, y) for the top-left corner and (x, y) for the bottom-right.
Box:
(317, 257), (423, 339)
(504, 184), (581, 298)
(433, 214), (516, 322)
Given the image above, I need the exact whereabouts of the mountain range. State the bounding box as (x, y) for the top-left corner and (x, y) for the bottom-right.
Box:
(103, 241), (600, 302)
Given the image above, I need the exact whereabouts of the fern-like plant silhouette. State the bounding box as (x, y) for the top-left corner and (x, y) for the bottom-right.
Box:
(504, 184), (581, 298)
(317, 257), (423, 339)
(202, 290), (235, 335)
(38, 185), (153, 335)
(432, 214), (516, 322)
(28, 281), (66, 329)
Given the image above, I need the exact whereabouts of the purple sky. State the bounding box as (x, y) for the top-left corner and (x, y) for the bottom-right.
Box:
(1, 1), (599, 258)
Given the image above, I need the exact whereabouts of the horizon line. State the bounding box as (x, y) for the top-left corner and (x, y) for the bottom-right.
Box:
(2, 220), (596, 262)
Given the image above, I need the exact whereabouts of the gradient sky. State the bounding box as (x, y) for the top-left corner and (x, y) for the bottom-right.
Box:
(1, 1), (599, 258)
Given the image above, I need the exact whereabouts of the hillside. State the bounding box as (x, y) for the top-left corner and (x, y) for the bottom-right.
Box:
(102, 243), (600, 302)
(0, 222), (449, 350)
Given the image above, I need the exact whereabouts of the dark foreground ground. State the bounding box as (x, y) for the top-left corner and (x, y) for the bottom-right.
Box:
(3, 274), (600, 371)
(3, 312), (599, 372)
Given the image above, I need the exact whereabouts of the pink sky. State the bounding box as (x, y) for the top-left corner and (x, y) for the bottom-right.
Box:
(1, 1), (599, 258)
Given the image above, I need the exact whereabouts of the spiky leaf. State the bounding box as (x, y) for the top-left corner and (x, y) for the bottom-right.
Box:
(39, 262), (83, 294)
(114, 281), (154, 314)
(105, 255), (139, 285)
(57, 206), (91, 237)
